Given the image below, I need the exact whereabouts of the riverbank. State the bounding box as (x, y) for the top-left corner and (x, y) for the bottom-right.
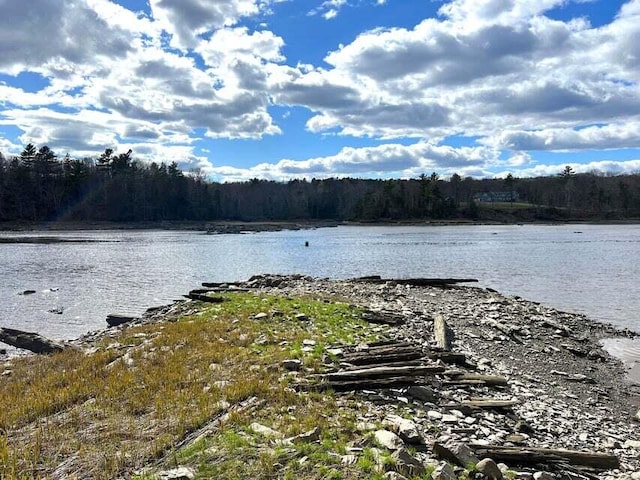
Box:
(2, 218), (640, 234)
(1, 276), (639, 479)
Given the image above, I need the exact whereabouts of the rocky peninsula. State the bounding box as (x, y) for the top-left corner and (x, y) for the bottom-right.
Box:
(1, 274), (639, 479)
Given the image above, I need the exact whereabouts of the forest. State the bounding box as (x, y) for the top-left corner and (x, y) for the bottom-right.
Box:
(1, 144), (640, 224)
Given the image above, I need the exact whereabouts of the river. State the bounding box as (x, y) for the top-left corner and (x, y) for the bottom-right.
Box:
(1, 224), (639, 372)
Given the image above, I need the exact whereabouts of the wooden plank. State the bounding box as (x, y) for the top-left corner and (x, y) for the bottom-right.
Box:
(352, 277), (479, 287)
(306, 375), (428, 391)
(446, 373), (508, 386)
(186, 293), (228, 303)
(444, 399), (520, 409)
(319, 364), (445, 381)
(434, 315), (453, 351)
(468, 445), (620, 471)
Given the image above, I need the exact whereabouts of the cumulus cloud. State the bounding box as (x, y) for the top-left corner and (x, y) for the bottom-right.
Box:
(0, 0), (135, 74)
(209, 141), (497, 181)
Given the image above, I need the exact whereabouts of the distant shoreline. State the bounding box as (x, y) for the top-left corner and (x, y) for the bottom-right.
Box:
(1, 218), (640, 233)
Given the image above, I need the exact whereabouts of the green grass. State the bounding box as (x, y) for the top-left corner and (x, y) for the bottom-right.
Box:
(0, 291), (394, 479)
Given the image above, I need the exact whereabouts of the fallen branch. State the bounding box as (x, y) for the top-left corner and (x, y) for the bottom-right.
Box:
(468, 445), (620, 471)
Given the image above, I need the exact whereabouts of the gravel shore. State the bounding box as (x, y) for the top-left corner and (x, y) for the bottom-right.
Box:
(243, 274), (640, 479)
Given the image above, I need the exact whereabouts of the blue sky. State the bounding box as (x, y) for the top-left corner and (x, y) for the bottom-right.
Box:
(1, 0), (639, 181)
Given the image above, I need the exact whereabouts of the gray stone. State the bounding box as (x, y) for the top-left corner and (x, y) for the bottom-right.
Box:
(433, 442), (479, 467)
(253, 312), (268, 320)
(432, 461), (457, 480)
(374, 429), (405, 450)
(295, 313), (310, 321)
(282, 359), (302, 371)
(158, 467), (196, 479)
(250, 422), (282, 438)
(384, 472), (408, 480)
(476, 458), (503, 480)
(533, 472), (555, 480)
(407, 385), (437, 403)
(385, 415), (423, 444)
(391, 448), (426, 477)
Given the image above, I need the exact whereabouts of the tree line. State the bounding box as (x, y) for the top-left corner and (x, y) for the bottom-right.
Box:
(1, 145), (640, 223)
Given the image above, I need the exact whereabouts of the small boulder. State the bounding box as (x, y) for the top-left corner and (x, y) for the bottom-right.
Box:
(533, 472), (555, 480)
(432, 462), (457, 480)
(282, 359), (302, 371)
(476, 458), (503, 480)
(391, 448), (426, 477)
(384, 472), (408, 480)
(253, 312), (269, 320)
(158, 467), (196, 479)
(433, 442), (479, 468)
(407, 385), (437, 403)
(385, 415), (423, 444)
(374, 429), (404, 450)
(250, 423), (282, 438)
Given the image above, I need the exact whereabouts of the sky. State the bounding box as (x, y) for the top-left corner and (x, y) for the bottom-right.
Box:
(0, 0), (640, 182)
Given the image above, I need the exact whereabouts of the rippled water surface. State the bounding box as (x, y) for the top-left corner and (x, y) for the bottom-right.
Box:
(1, 224), (639, 367)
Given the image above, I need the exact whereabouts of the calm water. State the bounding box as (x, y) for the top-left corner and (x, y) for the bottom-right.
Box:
(1, 225), (639, 369)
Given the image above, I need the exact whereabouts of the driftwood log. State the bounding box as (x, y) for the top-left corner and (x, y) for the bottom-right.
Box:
(0, 327), (65, 354)
(352, 276), (479, 287)
(186, 292), (228, 303)
(468, 444), (620, 471)
(434, 315), (453, 351)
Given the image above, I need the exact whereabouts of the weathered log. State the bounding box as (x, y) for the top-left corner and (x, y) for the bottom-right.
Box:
(352, 277), (479, 287)
(341, 360), (424, 370)
(106, 314), (139, 328)
(342, 351), (424, 366)
(361, 310), (406, 325)
(186, 293), (228, 303)
(0, 327), (65, 354)
(318, 364), (445, 381)
(429, 351), (470, 366)
(444, 373), (509, 386)
(307, 375), (430, 391)
(201, 281), (245, 288)
(342, 344), (423, 364)
(434, 315), (453, 351)
(444, 399), (520, 410)
(468, 445), (620, 471)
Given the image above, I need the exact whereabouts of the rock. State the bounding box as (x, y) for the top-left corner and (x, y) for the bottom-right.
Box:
(18, 290), (36, 295)
(48, 307), (64, 314)
(391, 448), (426, 477)
(635, 410), (640, 422)
(441, 414), (458, 423)
(433, 442), (479, 468)
(253, 312), (268, 320)
(289, 427), (320, 444)
(407, 385), (437, 403)
(374, 429), (404, 450)
(302, 339), (316, 347)
(533, 472), (555, 480)
(567, 374), (595, 384)
(624, 440), (640, 449)
(250, 423), (282, 438)
(0, 327), (65, 354)
(295, 313), (310, 321)
(428, 410), (443, 420)
(106, 314), (138, 327)
(432, 461), (457, 480)
(384, 472), (408, 480)
(282, 359), (302, 371)
(476, 458), (503, 480)
(385, 415), (423, 444)
(505, 434), (527, 444)
(158, 467), (196, 479)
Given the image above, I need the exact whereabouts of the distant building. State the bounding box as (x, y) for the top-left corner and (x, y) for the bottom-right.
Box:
(473, 191), (519, 203)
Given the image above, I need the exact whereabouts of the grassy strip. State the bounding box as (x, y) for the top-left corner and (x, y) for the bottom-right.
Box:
(0, 292), (428, 479)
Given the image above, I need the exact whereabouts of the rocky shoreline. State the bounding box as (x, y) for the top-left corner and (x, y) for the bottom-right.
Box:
(232, 275), (639, 479)
(2, 274), (640, 479)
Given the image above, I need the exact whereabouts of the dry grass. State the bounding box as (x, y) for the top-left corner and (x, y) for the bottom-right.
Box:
(0, 292), (410, 479)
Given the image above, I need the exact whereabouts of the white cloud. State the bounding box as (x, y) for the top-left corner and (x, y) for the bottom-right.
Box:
(209, 141), (497, 181)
